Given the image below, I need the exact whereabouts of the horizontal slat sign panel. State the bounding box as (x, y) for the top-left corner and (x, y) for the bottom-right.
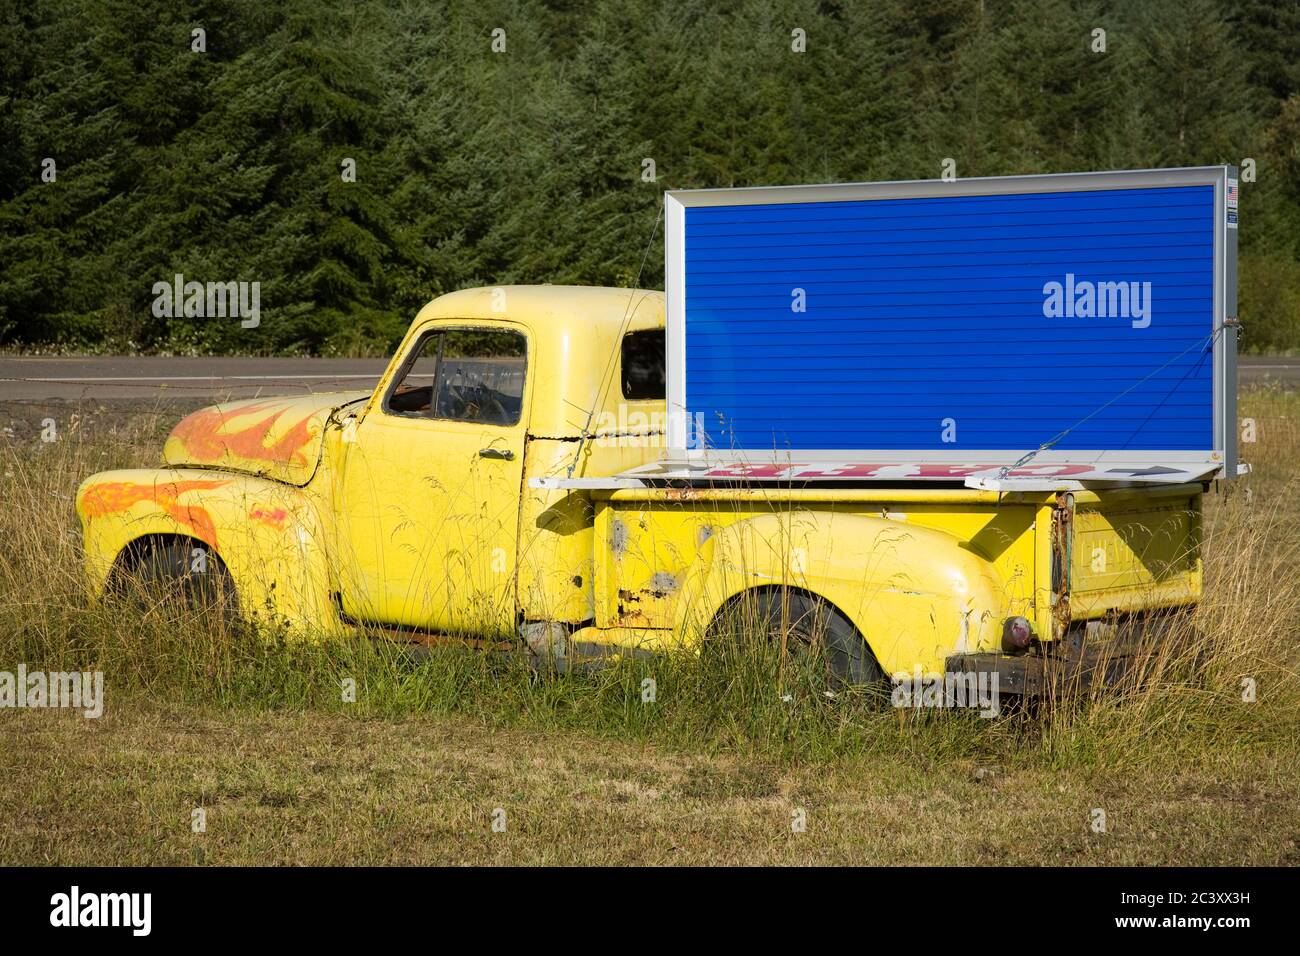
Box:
(664, 167), (1238, 482)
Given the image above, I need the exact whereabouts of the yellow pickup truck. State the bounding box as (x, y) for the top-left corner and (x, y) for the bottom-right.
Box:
(76, 285), (1205, 690)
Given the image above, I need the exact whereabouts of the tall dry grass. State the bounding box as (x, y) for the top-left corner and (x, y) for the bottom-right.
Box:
(1037, 387), (1300, 768)
(0, 391), (1297, 769)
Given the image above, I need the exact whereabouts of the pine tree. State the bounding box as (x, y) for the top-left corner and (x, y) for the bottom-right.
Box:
(0, 0), (1298, 352)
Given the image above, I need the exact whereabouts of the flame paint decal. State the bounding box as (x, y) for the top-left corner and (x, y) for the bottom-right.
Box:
(249, 506), (289, 531)
(80, 479), (229, 549)
(169, 400), (319, 469)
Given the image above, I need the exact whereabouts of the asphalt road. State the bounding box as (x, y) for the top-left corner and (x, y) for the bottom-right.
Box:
(1238, 355), (1300, 386)
(0, 356), (391, 401)
(0, 354), (1297, 401)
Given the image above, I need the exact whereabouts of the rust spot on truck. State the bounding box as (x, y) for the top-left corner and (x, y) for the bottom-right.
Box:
(615, 600), (653, 628)
(615, 573), (679, 626)
(613, 590), (655, 629)
(1052, 495), (1074, 638)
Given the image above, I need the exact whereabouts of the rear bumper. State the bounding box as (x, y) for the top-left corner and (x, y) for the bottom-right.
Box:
(946, 615), (1188, 696)
(946, 648), (1135, 696)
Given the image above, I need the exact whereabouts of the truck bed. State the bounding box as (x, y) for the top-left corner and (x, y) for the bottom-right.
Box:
(572, 483), (1202, 675)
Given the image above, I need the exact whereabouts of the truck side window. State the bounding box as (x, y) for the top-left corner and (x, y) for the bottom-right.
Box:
(622, 329), (665, 400)
(385, 329), (526, 426)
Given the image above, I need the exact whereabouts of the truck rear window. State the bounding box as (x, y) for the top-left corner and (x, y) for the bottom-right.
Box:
(622, 330), (664, 400)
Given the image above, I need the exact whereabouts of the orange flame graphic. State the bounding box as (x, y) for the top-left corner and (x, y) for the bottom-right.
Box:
(170, 401), (318, 468)
(80, 479), (229, 550)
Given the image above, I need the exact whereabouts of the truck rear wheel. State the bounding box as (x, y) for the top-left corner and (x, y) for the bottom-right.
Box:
(709, 588), (884, 689)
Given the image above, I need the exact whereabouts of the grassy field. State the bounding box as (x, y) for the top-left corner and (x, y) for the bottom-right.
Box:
(0, 390), (1298, 865)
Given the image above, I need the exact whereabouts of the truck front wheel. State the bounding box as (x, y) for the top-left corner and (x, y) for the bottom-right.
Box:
(114, 537), (240, 622)
(708, 588), (884, 689)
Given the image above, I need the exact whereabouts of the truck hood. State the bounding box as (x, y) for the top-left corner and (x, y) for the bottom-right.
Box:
(162, 391), (369, 485)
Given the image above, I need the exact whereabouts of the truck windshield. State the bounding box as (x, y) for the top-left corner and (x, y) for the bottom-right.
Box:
(387, 329), (526, 425)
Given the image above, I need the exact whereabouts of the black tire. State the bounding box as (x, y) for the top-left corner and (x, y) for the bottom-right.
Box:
(128, 540), (240, 619)
(711, 588), (885, 689)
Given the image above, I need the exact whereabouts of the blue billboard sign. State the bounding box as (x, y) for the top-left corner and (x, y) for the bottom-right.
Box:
(664, 168), (1237, 479)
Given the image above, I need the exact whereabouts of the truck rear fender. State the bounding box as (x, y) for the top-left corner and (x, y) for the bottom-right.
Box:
(673, 511), (1011, 675)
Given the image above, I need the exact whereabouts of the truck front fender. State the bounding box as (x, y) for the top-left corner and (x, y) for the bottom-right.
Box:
(673, 511), (1010, 675)
(76, 468), (340, 636)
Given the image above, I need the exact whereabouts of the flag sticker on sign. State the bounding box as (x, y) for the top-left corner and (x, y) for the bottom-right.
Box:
(1227, 178), (1239, 229)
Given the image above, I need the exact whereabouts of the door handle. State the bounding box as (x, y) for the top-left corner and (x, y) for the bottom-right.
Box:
(478, 447), (515, 460)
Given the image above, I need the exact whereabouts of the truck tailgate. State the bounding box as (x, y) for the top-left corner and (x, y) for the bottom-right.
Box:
(1067, 489), (1202, 618)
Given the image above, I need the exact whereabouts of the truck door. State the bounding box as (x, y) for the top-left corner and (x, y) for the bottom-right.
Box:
(336, 324), (528, 637)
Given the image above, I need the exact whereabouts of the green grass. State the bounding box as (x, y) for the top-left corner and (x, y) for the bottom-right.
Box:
(4, 701), (1296, 865)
